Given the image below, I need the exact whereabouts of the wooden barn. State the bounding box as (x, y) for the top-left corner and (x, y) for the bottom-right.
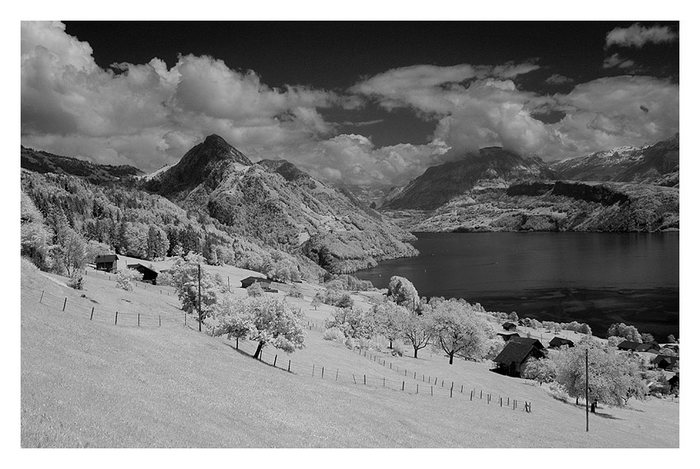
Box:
(651, 355), (678, 370)
(95, 254), (119, 272)
(549, 337), (574, 348)
(502, 322), (517, 332)
(493, 337), (546, 377)
(127, 263), (159, 284)
(240, 276), (272, 289)
(617, 340), (642, 352)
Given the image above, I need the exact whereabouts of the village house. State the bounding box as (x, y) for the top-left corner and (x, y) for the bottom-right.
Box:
(549, 337), (574, 348)
(617, 340), (642, 352)
(95, 254), (119, 272)
(651, 355), (678, 370)
(127, 263), (159, 284)
(502, 322), (517, 332)
(493, 337), (546, 377)
(240, 276), (272, 289)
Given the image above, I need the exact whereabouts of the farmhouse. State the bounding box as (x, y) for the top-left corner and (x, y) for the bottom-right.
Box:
(493, 337), (546, 377)
(241, 276), (272, 289)
(127, 263), (159, 284)
(502, 322), (517, 331)
(95, 254), (119, 272)
(617, 340), (642, 352)
(652, 355), (678, 370)
(549, 337), (574, 348)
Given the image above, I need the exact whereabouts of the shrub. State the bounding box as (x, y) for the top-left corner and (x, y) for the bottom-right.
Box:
(247, 282), (264, 297)
(115, 269), (135, 291)
(336, 294), (353, 309)
(322, 327), (346, 342)
(68, 272), (84, 290)
(287, 284), (303, 298)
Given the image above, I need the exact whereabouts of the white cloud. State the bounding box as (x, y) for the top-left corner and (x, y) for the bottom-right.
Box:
(605, 23), (678, 48)
(545, 74), (574, 85)
(603, 53), (635, 69)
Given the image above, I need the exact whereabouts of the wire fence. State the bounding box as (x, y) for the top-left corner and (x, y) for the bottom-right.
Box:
(28, 275), (533, 414)
(83, 268), (179, 297)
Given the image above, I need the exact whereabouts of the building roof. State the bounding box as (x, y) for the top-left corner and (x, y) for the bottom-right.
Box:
(502, 322), (517, 330)
(636, 343), (660, 353)
(549, 337), (574, 348)
(95, 254), (118, 263)
(494, 341), (545, 366)
(509, 337), (544, 349)
(497, 332), (520, 340)
(617, 340), (641, 351)
(652, 355), (678, 366)
(127, 263), (158, 275)
(240, 276), (271, 287)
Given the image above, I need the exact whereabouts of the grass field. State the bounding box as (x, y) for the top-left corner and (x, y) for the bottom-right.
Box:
(20, 259), (679, 447)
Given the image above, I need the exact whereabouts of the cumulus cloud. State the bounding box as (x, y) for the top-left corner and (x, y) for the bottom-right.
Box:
(545, 74), (574, 85)
(605, 23), (678, 48)
(21, 21), (679, 187)
(603, 53), (635, 69)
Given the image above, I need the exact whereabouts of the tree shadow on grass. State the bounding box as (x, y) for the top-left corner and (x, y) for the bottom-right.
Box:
(222, 342), (293, 373)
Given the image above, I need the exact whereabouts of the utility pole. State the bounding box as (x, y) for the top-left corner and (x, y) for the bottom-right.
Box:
(198, 264), (202, 332)
(585, 348), (589, 432)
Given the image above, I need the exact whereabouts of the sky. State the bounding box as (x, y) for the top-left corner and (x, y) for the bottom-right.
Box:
(20, 20), (679, 187)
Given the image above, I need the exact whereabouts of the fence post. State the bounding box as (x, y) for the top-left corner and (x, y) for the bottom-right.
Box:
(434, 377), (438, 385)
(62, 297), (67, 311)
(39, 291), (44, 303)
(159, 315), (161, 327)
(500, 397), (503, 407)
(184, 313), (187, 326)
(507, 397), (510, 406)
(480, 390), (483, 399)
(353, 374), (356, 384)
(115, 311), (118, 325)
(321, 366), (324, 379)
(389, 362), (392, 370)
(138, 313), (140, 327)
(431, 386), (433, 396)
(441, 379), (444, 387)
(273, 354), (278, 367)
(461, 384), (463, 393)
(363, 374), (366, 385)
(90, 307), (94, 321)
(450, 387), (453, 398)
(470, 390), (473, 401)
(383, 377), (385, 387)
(414, 371), (416, 379)
(402, 381), (405, 391)
(336, 369), (339, 381)
(288, 360), (291, 373)
(416, 384), (419, 394)
(312, 364), (315, 377)
(404, 370), (407, 376)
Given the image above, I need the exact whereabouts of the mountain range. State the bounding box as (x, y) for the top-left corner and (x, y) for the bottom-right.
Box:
(380, 134), (679, 233)
(22, 135), (417, 276)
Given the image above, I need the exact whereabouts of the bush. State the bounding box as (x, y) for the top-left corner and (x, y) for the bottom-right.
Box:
(287, 284), (303, 298)
(323, 327), (346, 342)
(115, 269), (135, 291)
(336, 294), (353, 308)
(391, 341), (405, 357)
(247, 282), (264, 297)
(344, 337), (357, 350)
(68, 272), (84, 290)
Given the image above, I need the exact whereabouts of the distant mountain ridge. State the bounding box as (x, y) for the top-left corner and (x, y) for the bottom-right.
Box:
(383, 147), (557, 210)
(21, 146), (143, 183)
(551, 134), (678, 186)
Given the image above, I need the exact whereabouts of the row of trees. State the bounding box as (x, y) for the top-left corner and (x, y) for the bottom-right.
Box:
(325, 295), (502, 365)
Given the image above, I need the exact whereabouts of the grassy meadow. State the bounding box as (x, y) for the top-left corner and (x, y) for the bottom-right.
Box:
(20, 258), (678, 447)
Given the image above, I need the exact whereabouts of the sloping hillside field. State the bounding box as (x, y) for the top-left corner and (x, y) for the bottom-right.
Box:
(20, 260), (678, 447)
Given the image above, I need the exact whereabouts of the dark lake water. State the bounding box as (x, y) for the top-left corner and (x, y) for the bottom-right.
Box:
(356, 232), (679, 339)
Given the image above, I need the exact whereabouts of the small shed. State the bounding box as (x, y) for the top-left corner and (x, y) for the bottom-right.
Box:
(493, 339), (546, 377)
(241, 276), (272, 289)
(95, 254), (119, 272)
(636, 343), (660, 353)
(497, 332), (520, 342)
(549, 337), (574, 349)
(617, 340), (641, 352)
(127, 263), (159, 284)
(651, 355), (678, 370)
(502, 322), (518, 332)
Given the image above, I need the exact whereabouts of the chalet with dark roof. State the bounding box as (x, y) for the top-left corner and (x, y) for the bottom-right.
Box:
(636, 343), (660, 353)
(240, 276), (271, 289)
(502, 322), (517, 332)
(549, 337), (574, 349)
(651, 355), (678, 370)
(127, 263), (159, 284)
(95, 254), (119, 272)
(617, 340), (642, 352)
(494, 339), (546, 377)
